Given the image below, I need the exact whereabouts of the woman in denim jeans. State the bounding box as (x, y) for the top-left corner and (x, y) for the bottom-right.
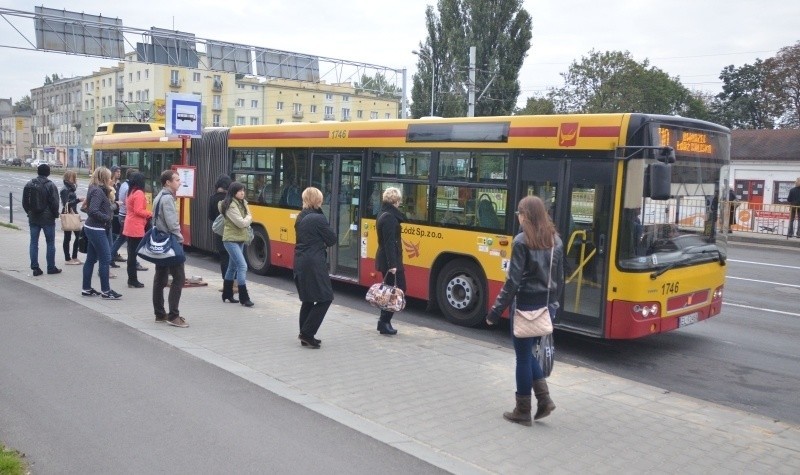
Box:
(219, 181), (254, 307)
(81, 166), (121, 299)
(486, 195), (563, 426)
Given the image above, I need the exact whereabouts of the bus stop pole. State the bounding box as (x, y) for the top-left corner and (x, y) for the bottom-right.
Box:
(9, 192), (12, 223)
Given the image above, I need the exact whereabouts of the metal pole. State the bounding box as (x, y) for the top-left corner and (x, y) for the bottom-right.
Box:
(468, 46), (476, 117)
(430, 61), (435, 117)
(8, 192), (12, 223)
(401, 68), (408, 119)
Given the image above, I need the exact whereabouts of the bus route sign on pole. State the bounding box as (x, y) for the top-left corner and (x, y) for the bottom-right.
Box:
(166, 93), (202, 138)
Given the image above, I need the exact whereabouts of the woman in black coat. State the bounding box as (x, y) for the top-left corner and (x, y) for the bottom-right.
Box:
(375, 186), (406, 335)
(293, 187), (337, 348)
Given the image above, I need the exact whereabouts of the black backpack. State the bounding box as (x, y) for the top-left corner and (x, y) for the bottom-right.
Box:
(23, 177), (50, 214)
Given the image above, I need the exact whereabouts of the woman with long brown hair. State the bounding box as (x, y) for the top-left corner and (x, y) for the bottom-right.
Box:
(60, 169), (84, 265)
(486, 195), (564, 426)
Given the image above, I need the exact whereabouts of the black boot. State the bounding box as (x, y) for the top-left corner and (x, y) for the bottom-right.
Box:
(222, 279), (239, 303)
(503, 394), (532, 426)
(238, 285), (254, 307)
(377, 311), (397, 335)
(533, 379), (556, 420)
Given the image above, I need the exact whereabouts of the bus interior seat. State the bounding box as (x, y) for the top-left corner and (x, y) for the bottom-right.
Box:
(476, 194), (500, 229)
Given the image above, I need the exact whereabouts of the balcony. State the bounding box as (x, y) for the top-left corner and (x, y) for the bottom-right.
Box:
(212, 103), (222, 111)
(323, 114), (335, 121)
(116, 83), (124, 92)
(292, 111), (304, 119)
(212, 80), (223, 92)
(169, 79), (182, 88)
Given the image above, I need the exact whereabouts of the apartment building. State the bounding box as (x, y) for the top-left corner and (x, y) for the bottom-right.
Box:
(0, 112), (32, 162)
(30, 76), (83, 167)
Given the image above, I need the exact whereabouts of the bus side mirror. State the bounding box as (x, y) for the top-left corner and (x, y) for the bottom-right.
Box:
(648, 162), (672, 200)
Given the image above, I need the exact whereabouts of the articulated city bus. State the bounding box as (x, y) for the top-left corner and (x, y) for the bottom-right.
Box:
(92, 114), (731, 339)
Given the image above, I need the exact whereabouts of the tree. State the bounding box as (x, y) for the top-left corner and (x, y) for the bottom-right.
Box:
(354, 73), (401, 99)
(410, 0), (532, 118)
(514, 95), (555, 115)
(765, 41), (800, 127)
(12, 95), (31, 113)
(43, 73), (60, 85)
(547, 50), (709, 118)
(712, 60), (783, 129)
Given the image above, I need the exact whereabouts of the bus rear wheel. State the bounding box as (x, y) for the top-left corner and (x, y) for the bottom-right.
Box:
(436, 259), (486, 327)
(245, 226), (272, 275)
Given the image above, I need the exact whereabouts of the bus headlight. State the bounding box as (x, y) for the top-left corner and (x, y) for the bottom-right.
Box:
(712, 286), (723, 300)
(633, 303), (660, 318)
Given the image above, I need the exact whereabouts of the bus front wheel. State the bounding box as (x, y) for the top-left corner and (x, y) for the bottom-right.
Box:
(246, 226), (272, 275)
(436, 259), (486, 327)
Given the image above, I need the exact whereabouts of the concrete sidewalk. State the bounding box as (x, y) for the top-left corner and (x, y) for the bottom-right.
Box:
(1, 225), (798, 474)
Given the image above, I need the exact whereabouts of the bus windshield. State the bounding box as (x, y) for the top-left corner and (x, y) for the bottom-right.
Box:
(618, 126), (731, 271)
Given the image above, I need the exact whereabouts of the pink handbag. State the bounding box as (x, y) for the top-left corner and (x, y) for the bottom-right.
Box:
(512, 247), (554, 338)
(365, 275), (406, 312)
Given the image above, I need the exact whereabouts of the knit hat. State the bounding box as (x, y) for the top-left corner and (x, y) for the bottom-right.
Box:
(37, 163), (51, 177)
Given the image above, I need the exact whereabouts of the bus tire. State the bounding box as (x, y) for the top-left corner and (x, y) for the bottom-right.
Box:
(246, 226), (272, 275)
(436, 259), (486, 327)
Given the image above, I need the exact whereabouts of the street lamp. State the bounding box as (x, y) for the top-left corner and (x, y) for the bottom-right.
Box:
(412, 50), (435, 116)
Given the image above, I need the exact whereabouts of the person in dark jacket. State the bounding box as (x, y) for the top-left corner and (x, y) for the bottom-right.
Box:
(486, 195), (564, 426)
(786, 177), (800, 238)
(81, 166), (121, 299)
(24, 163), (62, 276)
(60, 169), (84, 265)
(293, 187), (338, 348)
(208, 174), (234, 288)
(374, 187), (406, 335)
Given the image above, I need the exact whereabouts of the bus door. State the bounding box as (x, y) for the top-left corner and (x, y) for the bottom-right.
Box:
(310, 152), (363, 280)
(518, 158), (614, 337)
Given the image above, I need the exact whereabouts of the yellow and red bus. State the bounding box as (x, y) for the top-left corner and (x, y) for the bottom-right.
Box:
(93, 114), (731, 339)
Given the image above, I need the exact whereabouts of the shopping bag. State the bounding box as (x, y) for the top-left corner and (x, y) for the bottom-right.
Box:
(136, 227), (185, 266)
(534, 333), (555, 378)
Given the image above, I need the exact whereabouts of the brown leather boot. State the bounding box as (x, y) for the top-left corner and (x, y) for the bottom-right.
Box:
(503, 394), (532, 426)
(533, 379), (556, 420)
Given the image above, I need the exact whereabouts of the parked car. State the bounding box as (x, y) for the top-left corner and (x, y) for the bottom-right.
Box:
(30, 158), (45, 168)
(11, 158), (22, 166)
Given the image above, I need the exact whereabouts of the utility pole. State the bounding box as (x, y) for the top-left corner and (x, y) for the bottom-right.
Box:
(468, 46), (476, 117)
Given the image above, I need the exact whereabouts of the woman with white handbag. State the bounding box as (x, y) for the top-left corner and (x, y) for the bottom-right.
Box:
(486, 195), (564, 426)
(60, 169), (84, 265)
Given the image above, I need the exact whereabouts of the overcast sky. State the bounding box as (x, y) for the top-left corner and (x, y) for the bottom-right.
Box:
(1, 0), (799, 108)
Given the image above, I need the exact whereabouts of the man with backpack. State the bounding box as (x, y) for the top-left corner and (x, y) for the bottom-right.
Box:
(23, 163), (62, 276)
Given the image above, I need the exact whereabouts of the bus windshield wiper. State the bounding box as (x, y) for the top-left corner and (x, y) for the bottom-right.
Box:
(649, 259), (687, 280)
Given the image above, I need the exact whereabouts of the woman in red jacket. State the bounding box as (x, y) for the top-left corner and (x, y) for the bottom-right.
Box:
(123, 173), (152, 288)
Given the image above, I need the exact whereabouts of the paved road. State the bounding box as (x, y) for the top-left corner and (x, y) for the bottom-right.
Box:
(0, 276), (443, 474)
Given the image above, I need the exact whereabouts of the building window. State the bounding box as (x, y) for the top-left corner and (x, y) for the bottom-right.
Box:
(342, 108), (350, 120)
(310, 105), (317, 113)
(276, 101), (284, 110)
(252, 85), (258, 90)
(370, 111), (378, 119)
(143, 90), (149, 101)
(276, 118), (284, 124)
(325, 93), (333, 100)
(213, 95), (221, 109)
(342, 95), (349, 102)
(128, 92), (133, 102)
(85, 83), (90, 92)
(136, 91), (141, 101)
(129, 73), (133, 82)
(357, 110), (363, 119)
(102, 97), (106, 107)
(212, 114), (221, 127)
(385, 113), (391, 119)
(237, 84), (245, 89)
(170, 70), (179, 85)
(145, 69), (149, 79)
(251, 100), (258, 108)
(236, 98), (245, 107)
(774, 181), (795, 203)
(137, 71), (141, 81)
(193, 72), (201, 82)
(102, 79), (106, 87)
(236, 116), (245, 126)
(250, 117), (259, 125)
